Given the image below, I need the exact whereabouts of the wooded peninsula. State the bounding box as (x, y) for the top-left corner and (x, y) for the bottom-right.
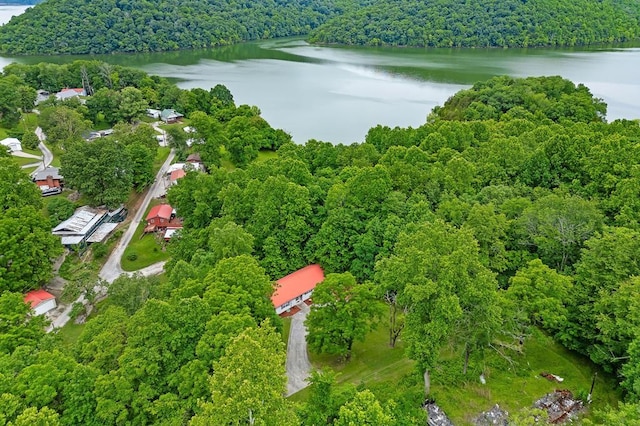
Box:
(2, 58), (640, 424)
(1, 0), (640, 54)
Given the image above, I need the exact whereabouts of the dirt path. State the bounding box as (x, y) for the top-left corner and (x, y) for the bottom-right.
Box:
(286, 302), (313, 396)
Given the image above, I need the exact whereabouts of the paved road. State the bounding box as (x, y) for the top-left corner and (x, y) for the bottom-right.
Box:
(286, 303), (313, 396)
(17, 129), (53, 171)
(48, 149), (175, 331)
(99, 149), (175, 283)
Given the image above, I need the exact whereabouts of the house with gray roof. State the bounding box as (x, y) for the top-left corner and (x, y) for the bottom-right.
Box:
(160, 109), (184, 124)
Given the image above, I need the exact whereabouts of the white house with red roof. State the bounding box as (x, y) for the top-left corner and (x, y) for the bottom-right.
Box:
(24, 289), (57, 316)
(272, 264), (325, 315)
(55, 88), (86, 101)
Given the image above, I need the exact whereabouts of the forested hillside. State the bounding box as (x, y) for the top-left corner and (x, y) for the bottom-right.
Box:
(309, 0), (640, 48)
(0, 0), (371, 55)
(4, 62), (640, 423)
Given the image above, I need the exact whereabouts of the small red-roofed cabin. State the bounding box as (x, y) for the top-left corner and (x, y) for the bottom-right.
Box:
(272, 264), (324, 315)
(24, 289), (57, 316)
(146, 204), (174, 230)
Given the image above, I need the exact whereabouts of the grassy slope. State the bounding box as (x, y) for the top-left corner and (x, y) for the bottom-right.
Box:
(296, 324), (620, 423)
(434, 328), (620, 424)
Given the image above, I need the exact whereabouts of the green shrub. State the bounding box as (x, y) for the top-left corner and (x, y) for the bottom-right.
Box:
(69, 302), (86, 320)
(92, 243), (108, 259)
(126, 252), (138, 261)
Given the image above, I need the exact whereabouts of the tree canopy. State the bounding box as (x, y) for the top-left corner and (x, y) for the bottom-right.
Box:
(0, 0), (373, 55)
(309, 0), (640, 48)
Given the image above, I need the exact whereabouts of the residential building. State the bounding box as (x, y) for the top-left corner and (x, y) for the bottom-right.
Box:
(160, 109), (184, 124)
(1, 137), (22, 152)
(24, 289), (57, 316)
(272, 264), (325, 315)
(145, 204), (174, 230)
(55, 88), (86, 101)
(33, 166), (63, 190)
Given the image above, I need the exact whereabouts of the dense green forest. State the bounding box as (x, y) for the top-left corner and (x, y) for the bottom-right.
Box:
(0, 0), (372, 55)
(309, 0), (640, 48)
(4, 61), (640, 423)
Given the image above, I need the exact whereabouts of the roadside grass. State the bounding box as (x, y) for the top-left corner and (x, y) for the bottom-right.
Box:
(22, 165), (38, 174)
(50, 145), (63, 167)
(121, 199), (170, 271)
(22, 147), (43, 157)
(158, 119), (191, 133)
(56, 321), (85, 349)
(282, 317), (292, 348)
(0, 128), (8, 139)
(154, 146), (171, 171)
(55, 299), (110, 349)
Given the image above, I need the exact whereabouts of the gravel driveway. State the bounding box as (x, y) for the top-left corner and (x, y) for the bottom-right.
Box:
(286, 302), (313, 396)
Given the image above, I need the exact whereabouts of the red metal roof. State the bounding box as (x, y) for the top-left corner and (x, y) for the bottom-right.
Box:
(271, 264), (324, 308)
(24, 289), (55, 308)
(146, 204), (173, 221)
(170, 169), (186, 181)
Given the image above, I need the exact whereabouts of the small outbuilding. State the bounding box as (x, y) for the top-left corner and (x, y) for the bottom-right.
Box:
(24, 289), (57, 316)
(1, 137), (22, 152)
(272, 264), (325, 315)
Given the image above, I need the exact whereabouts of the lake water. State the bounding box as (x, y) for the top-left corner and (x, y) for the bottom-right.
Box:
(1, 6), (639, 143)
(0, 5), (28, 25)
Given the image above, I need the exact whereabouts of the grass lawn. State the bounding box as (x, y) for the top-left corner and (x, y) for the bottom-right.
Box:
(56, 321), (85, 349)
(154, 146), (171, 171)
(11, 155), (40, 167)
(0, 128), (8, 139)
(309, 323), (415, 389)
(432, 328), (621, 424)
(294, 323), (620, 423)
(256, 149), (278, 162)
(121, 200), (170, 271)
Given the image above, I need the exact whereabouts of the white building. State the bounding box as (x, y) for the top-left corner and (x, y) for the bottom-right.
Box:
(24, 289), (57, 316)
(1, 137), (22, 152)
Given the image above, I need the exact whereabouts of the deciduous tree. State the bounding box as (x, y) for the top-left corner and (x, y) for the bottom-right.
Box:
(306, 272), (381, 360)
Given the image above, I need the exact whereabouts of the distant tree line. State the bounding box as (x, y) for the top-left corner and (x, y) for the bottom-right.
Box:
(0, 0), (373, 55)
(309, 0), (640, 48)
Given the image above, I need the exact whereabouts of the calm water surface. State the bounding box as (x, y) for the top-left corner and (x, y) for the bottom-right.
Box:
(1, 6), (639, 143)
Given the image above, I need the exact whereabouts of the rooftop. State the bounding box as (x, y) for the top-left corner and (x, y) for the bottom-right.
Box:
(170, 169), (186, 181)
(34, 166), (63, 181)
(146, 204), (173, 221)
(271, 264), (324, 308)
(24, 289), (55, 308)
(52, 206), (107, 236)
